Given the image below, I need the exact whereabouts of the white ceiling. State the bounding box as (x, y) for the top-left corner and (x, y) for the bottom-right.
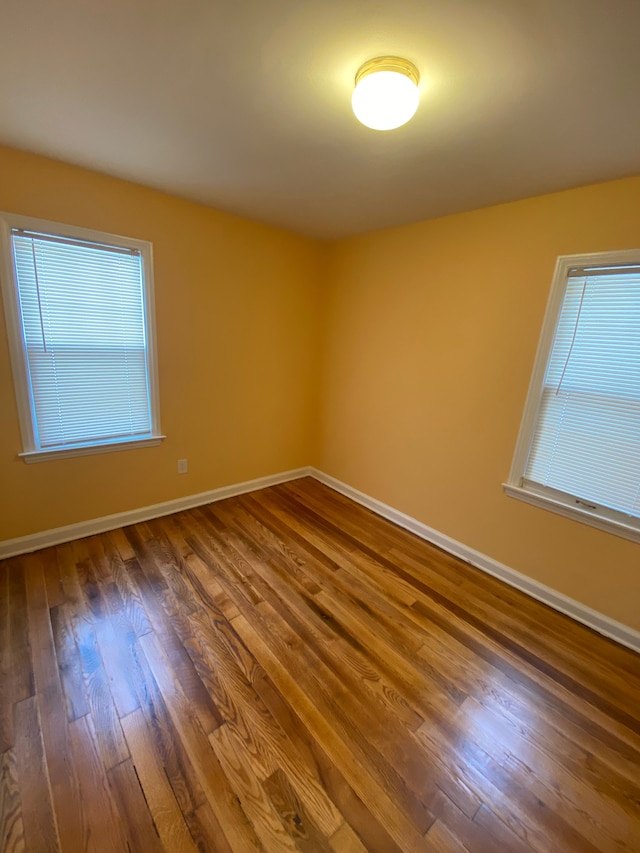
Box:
(1, 0), (639, 239)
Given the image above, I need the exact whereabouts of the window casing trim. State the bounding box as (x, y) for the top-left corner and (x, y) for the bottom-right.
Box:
(503, 482), (640, 545)
(505, 248), (640, 542)
(0, 212), (164, 461)
(19, 435), (166, 463)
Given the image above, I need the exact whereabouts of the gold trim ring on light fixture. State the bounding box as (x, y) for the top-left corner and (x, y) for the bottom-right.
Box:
(354, 56), (420, 88)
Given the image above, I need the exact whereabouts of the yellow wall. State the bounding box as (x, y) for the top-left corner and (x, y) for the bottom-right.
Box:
(0, 146), (323, 539)
(320, 176), (640, 631)
(1, 144), (638, 631)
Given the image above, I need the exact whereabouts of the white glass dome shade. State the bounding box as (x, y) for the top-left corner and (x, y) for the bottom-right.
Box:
(352, 57), (420, 131)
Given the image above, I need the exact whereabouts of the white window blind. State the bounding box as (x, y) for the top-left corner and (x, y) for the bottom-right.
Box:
(523, 264), (640, 521)
(8, 225), (158, 453)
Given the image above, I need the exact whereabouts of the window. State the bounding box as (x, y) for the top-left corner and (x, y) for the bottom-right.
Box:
(0, 213), (163, 461)
(505, 250), (640, 543)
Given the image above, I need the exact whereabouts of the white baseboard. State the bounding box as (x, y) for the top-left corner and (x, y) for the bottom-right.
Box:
(0, 467), (313, 559)
(2, 463), (638, 654)
(310, 468), (640, 655)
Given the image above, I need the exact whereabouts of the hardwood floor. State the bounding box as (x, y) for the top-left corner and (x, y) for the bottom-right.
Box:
(1, 476), (639, 852)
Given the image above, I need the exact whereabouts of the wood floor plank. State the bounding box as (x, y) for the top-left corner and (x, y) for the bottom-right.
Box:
(409, 595), (640, 753)
(210, 723), (301, 852)
(133, 637), (209, 819)
(387, 520), (640, 680)
(181, 524), (440, 832)
(123, 550), (223, 736)
(105, 525), (136, 562)
(250, 666), (407, 853)
(13, 696), (59, 853)
(1, 477), (638, 852)
(139, 630), (266, 853)
(243, 490), (419, 612)
(472, 804), (544, 853)
(50, 603), (90, 722)
(121, 708), (199, 853)
(42, 547), (65, 610)
(394, 549), (640, 723)
(459, 695), (640, 848)
(416, 717), (603, 853)
(0, 749), (25, 853)
(23, 552), (85, 852)
(0, 570), (12, 755)
(68, 714), (129, 853)
(284, 480), (640, 730)
(185, 800), (235, 853)
(208, 499), (438, 728)
(186, 503), (473, 822)
(146, 523), (348, 839)
(232, 613), (434, 853)
(411, 611), (640, 791)
(142, 532), (344, 840)
(107, 758), (164, 852)
(423, 819), (468, 852)
(6, 560), (34, 710)
(264, 768), (335, 852)
(328, 822), (369, 853)
(77, 558), (141, 719)
(59, 560), (130, 771)
(429, 788), (531, 853)
(412, 655), (640, 841)
(101, 535), (153, 638)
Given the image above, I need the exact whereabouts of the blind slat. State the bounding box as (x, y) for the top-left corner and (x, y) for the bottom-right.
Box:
(525, 269), (640, 519)
(12, 231), (153, 449)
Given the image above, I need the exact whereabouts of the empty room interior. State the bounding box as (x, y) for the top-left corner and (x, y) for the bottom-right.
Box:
(0, 1), (639, 851)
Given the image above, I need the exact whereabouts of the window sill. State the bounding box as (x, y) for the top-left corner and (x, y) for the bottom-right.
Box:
(19, 435), (166, 463)
(503, 483), (640, 545)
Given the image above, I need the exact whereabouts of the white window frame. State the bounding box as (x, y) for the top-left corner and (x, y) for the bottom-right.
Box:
(504, 248), (640, 545)
(0, 212), (164, 462)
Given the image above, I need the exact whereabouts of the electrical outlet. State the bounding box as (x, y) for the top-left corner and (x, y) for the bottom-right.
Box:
(177, 458), (188, 474)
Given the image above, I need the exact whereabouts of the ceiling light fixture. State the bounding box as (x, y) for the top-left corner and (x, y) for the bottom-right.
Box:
(352, 56), (420, 131)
